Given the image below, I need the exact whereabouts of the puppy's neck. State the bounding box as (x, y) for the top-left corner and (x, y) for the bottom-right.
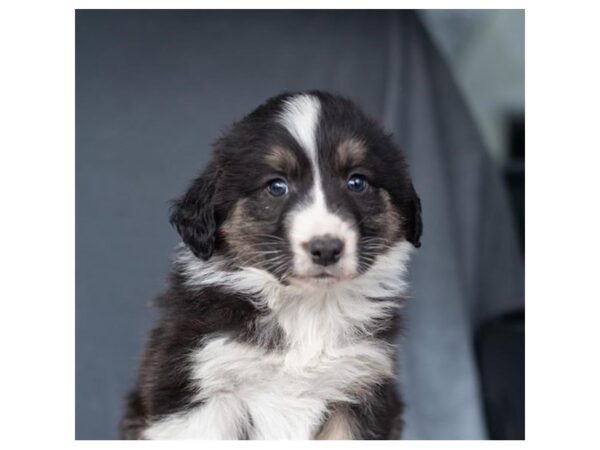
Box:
(175, 241), (413, 356)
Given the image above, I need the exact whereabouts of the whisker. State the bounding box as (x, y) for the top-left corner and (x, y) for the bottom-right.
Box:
(251, 234), (286, 241)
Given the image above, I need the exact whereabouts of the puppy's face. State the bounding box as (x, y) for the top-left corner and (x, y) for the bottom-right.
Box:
(171, 92), (421, 283)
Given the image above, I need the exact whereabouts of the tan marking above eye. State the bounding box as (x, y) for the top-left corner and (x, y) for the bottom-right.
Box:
(264, 146), (300, 175)
(378, 190), (402, 241)
(336, 138), (367, 171)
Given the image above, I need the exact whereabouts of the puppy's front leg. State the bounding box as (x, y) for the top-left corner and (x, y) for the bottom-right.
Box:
(316, 406), (357, 440)
(143, 394), (249, 440)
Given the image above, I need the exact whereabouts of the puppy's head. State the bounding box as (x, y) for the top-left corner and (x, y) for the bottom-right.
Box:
(171, 92), (422, 283)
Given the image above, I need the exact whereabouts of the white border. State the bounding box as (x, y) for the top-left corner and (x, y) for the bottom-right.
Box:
(3, 0), (600, 448)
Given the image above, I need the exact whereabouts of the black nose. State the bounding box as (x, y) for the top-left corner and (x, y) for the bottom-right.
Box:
(308, 237), (344, 266)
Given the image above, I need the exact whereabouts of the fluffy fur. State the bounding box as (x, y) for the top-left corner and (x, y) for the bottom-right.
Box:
(120, 91), (422, 440)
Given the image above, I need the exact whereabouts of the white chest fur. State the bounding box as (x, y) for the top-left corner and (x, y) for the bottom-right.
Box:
(144, 334), (394, 440)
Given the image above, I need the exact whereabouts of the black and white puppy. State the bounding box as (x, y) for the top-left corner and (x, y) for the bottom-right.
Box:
(120, 91), (422, 440)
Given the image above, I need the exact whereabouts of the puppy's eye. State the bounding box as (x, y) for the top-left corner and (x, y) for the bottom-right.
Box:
(267, 178), (289, 197)
(347, 174), (368, 193)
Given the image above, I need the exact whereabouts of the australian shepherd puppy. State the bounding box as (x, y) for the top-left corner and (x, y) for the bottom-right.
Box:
(120, 91), (422, 440)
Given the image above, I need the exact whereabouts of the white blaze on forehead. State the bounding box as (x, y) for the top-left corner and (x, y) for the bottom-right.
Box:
(277, 94), (322, 195)
(278, 94), (321, 164)
(278, 94), (358, 277)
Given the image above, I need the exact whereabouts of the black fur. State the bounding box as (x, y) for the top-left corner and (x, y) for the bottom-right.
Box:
(407, 183), (423, 248)
(169, 163), (221, 260)
(119, 273), (272, 439)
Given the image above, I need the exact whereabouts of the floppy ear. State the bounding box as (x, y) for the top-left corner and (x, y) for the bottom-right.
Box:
(170, 164), (220, 260)
(406, 183), (423, 248)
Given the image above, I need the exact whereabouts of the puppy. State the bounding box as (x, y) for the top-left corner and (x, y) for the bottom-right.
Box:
(119, 91), (422, 440)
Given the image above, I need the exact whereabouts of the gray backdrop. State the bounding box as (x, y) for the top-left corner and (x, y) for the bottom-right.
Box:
(76, 10), (524, 439)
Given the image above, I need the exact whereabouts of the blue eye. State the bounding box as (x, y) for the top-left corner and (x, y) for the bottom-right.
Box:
(267, 178), (289, 197)
(347, 174), (367, 192)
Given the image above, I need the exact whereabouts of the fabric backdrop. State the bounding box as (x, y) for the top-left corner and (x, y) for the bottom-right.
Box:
(76, 10), (524, 439)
